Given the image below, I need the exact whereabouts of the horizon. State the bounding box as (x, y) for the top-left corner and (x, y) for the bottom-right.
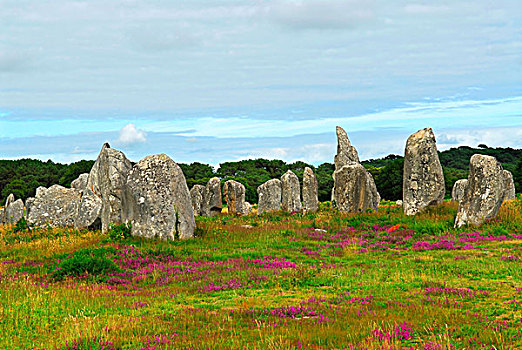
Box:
(1, 1), (521, 165)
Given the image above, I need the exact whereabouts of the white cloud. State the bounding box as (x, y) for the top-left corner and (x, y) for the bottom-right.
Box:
(116, 124), (147, 145)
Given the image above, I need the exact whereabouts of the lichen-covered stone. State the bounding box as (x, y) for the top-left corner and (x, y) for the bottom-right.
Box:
(223, 180), (250, 216)
(455, 154), (506, 227)
(190, 185), (205, 216)
(85, 143), (132, 232)
(202, 177), (222, 217)
(332, 164), (380, 212)
(2, 194), (24, 225)
(503, 170), (516, 200)
(71, 173), (89, 191)
(27, 185), (81, 227)
(75, 189), (103, 230)
(25, 197), (35, 218)
(257, 179), (282, 214)
(403, 127), (445, 216)
(126, 154), (195, 240)
(451, 179), (468, 202)
(302, 167), (318, 213)
(281, 170), (302, 213)
(332, 126), (380, 212)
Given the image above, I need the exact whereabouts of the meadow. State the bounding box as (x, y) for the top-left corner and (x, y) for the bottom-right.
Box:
(1, 200), (521, 349)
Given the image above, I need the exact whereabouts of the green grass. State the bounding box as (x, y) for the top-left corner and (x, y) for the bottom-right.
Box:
(0, 199), (521, 349)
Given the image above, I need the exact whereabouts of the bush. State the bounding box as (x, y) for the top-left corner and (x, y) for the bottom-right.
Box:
(12, 217), (30, 233)
(107, 223), (131, 241)
(51, 248), (120, 281)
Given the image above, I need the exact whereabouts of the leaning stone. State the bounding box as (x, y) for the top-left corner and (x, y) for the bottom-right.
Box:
(71, 173), (89, 191)
(257, 179), (282, 214)
(451, 179), (468, 202)
(281, 170), (302, 213)
(302, 167), (319, 213)
(223, 180), (250, 216)
(455, 154), (506, 227)
(3, 194), (24, 225)
(27, 185), (81, 227)
(202, 177), (222, 217)
(126, 154), (195, 240)
(332, 164), (380, 212)
(403, 127), (445, 216)
(503, 170), (516, 200)
(334, 126), (360, 169)
(86, 143), (133, 232)
(190, 185), (206, 216)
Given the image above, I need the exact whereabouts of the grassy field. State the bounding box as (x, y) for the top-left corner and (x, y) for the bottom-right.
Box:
(1, 200), (521, 349)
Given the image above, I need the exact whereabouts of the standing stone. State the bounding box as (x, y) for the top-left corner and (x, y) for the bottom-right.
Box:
(403, 127), (445, 216)
(202, 177), (222, 217)
(126, 154), (195, 240)
(71, 173), (89, 191)
(257, 179), (282, 214)
(332, 126), (380, 212)
(503, 170), (516, 200)
(83, 143), (133, 232)
(25, 197), (35, 218)
(281, 170), (302, 213)
(455, 154), (506, 227)
(302, 167), (319, 213)
(27, 185), (81, 227)
(2, 194), (24, 225)
(451, 179), (468, 202)
(75, 191), (103, 230)
(223, 180), (250, 216)
(190, 185), (205, 216)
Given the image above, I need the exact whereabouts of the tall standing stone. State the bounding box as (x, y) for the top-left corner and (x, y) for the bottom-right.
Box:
(257, 179), (282, 214)
(503, 170), (516, 200)
(27, 185), (81, 227)
(332, 126), (380, 212)
(403, 127), (445, 216)
(202, 177), (222, 217)
(281, 170), (302, 213)
(302, 167), (319, 213)
(126, 154), (195, 240)
(190, 185), (205, 216)
(2, 194), (24, 225)
(455, 154), (506, 227)
(223, 180), (250, 216)
(451, 179), (468, 202)
(82, 143), (133, 232)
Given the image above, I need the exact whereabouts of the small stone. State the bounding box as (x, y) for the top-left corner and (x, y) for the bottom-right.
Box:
(190, 184), (205, 216)
(503, 170), (516, 200)
(2, 194), (24, 225)
(302, 167), (319, 213)
(281, 170), (302, 213)
(71, 173), (89, 191)
(257, 179), (282, 214)
(451, 179), (468, 202)
(202, 177), (222, 217)
(27, 185), (81, 227)
(223, 180), (250, 216)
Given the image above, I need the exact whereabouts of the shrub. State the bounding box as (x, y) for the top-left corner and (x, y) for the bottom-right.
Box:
(107, 223), (131, 241)
(12, 217), (30, 233)
(51, 248), (120, 281)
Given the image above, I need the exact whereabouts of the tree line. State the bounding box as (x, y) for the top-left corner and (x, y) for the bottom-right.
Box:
(1, 145), (521, 205)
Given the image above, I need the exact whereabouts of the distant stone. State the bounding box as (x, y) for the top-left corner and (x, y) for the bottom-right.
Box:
(332, 163), (380, 212)
(202, 177), (222, 217)
(126, 154), (195, 240)
(451, 179), (468, 202)
(223, 180), (250, 216)
(27, 185), (81, 227)
(455, 154), (506, 227)
(302, 167), (319, 213)
(403, 127), (445, 216)
(85, 143), (133, 232)
(257, 179), (282, 214)
(396, 200), (403, 206)
(71, 173), (89, 191)
(503, 170), (516, 200)
(2, 194), (24, 225)
(332, 126), (380, 212)
(190, 185), (205, 216)
(281, 170), (302, 213)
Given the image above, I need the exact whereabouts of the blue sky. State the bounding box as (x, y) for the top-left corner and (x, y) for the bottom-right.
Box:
(1, 0), (521, 166)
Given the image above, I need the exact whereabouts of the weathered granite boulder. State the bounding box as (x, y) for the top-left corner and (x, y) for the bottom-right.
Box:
(36, 186), (47, 198)
(25, 197), (35, 217)
(223, 180), (250, 216)
(281, 170), (302, 213)
(75, 189), (103, 230)
(126, 154), (195, 240)
(85, 143), (133, 232)
(302, 167), (319, 213)
(27, 185), (81, 227)
(202, 177), (222, 217)
(332, 126), (380, 212)
(332, 164), (380, 212)
(503, 170), (516, 200)
(190, 185), (205, 216)
(403, 127), (445, 216)
(451, 179), (468, 202)
(455, 154), (506, 227)
(257, 179), (282, 214)
(71, 173), (89, 191)
(2, 194), (24, 225)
